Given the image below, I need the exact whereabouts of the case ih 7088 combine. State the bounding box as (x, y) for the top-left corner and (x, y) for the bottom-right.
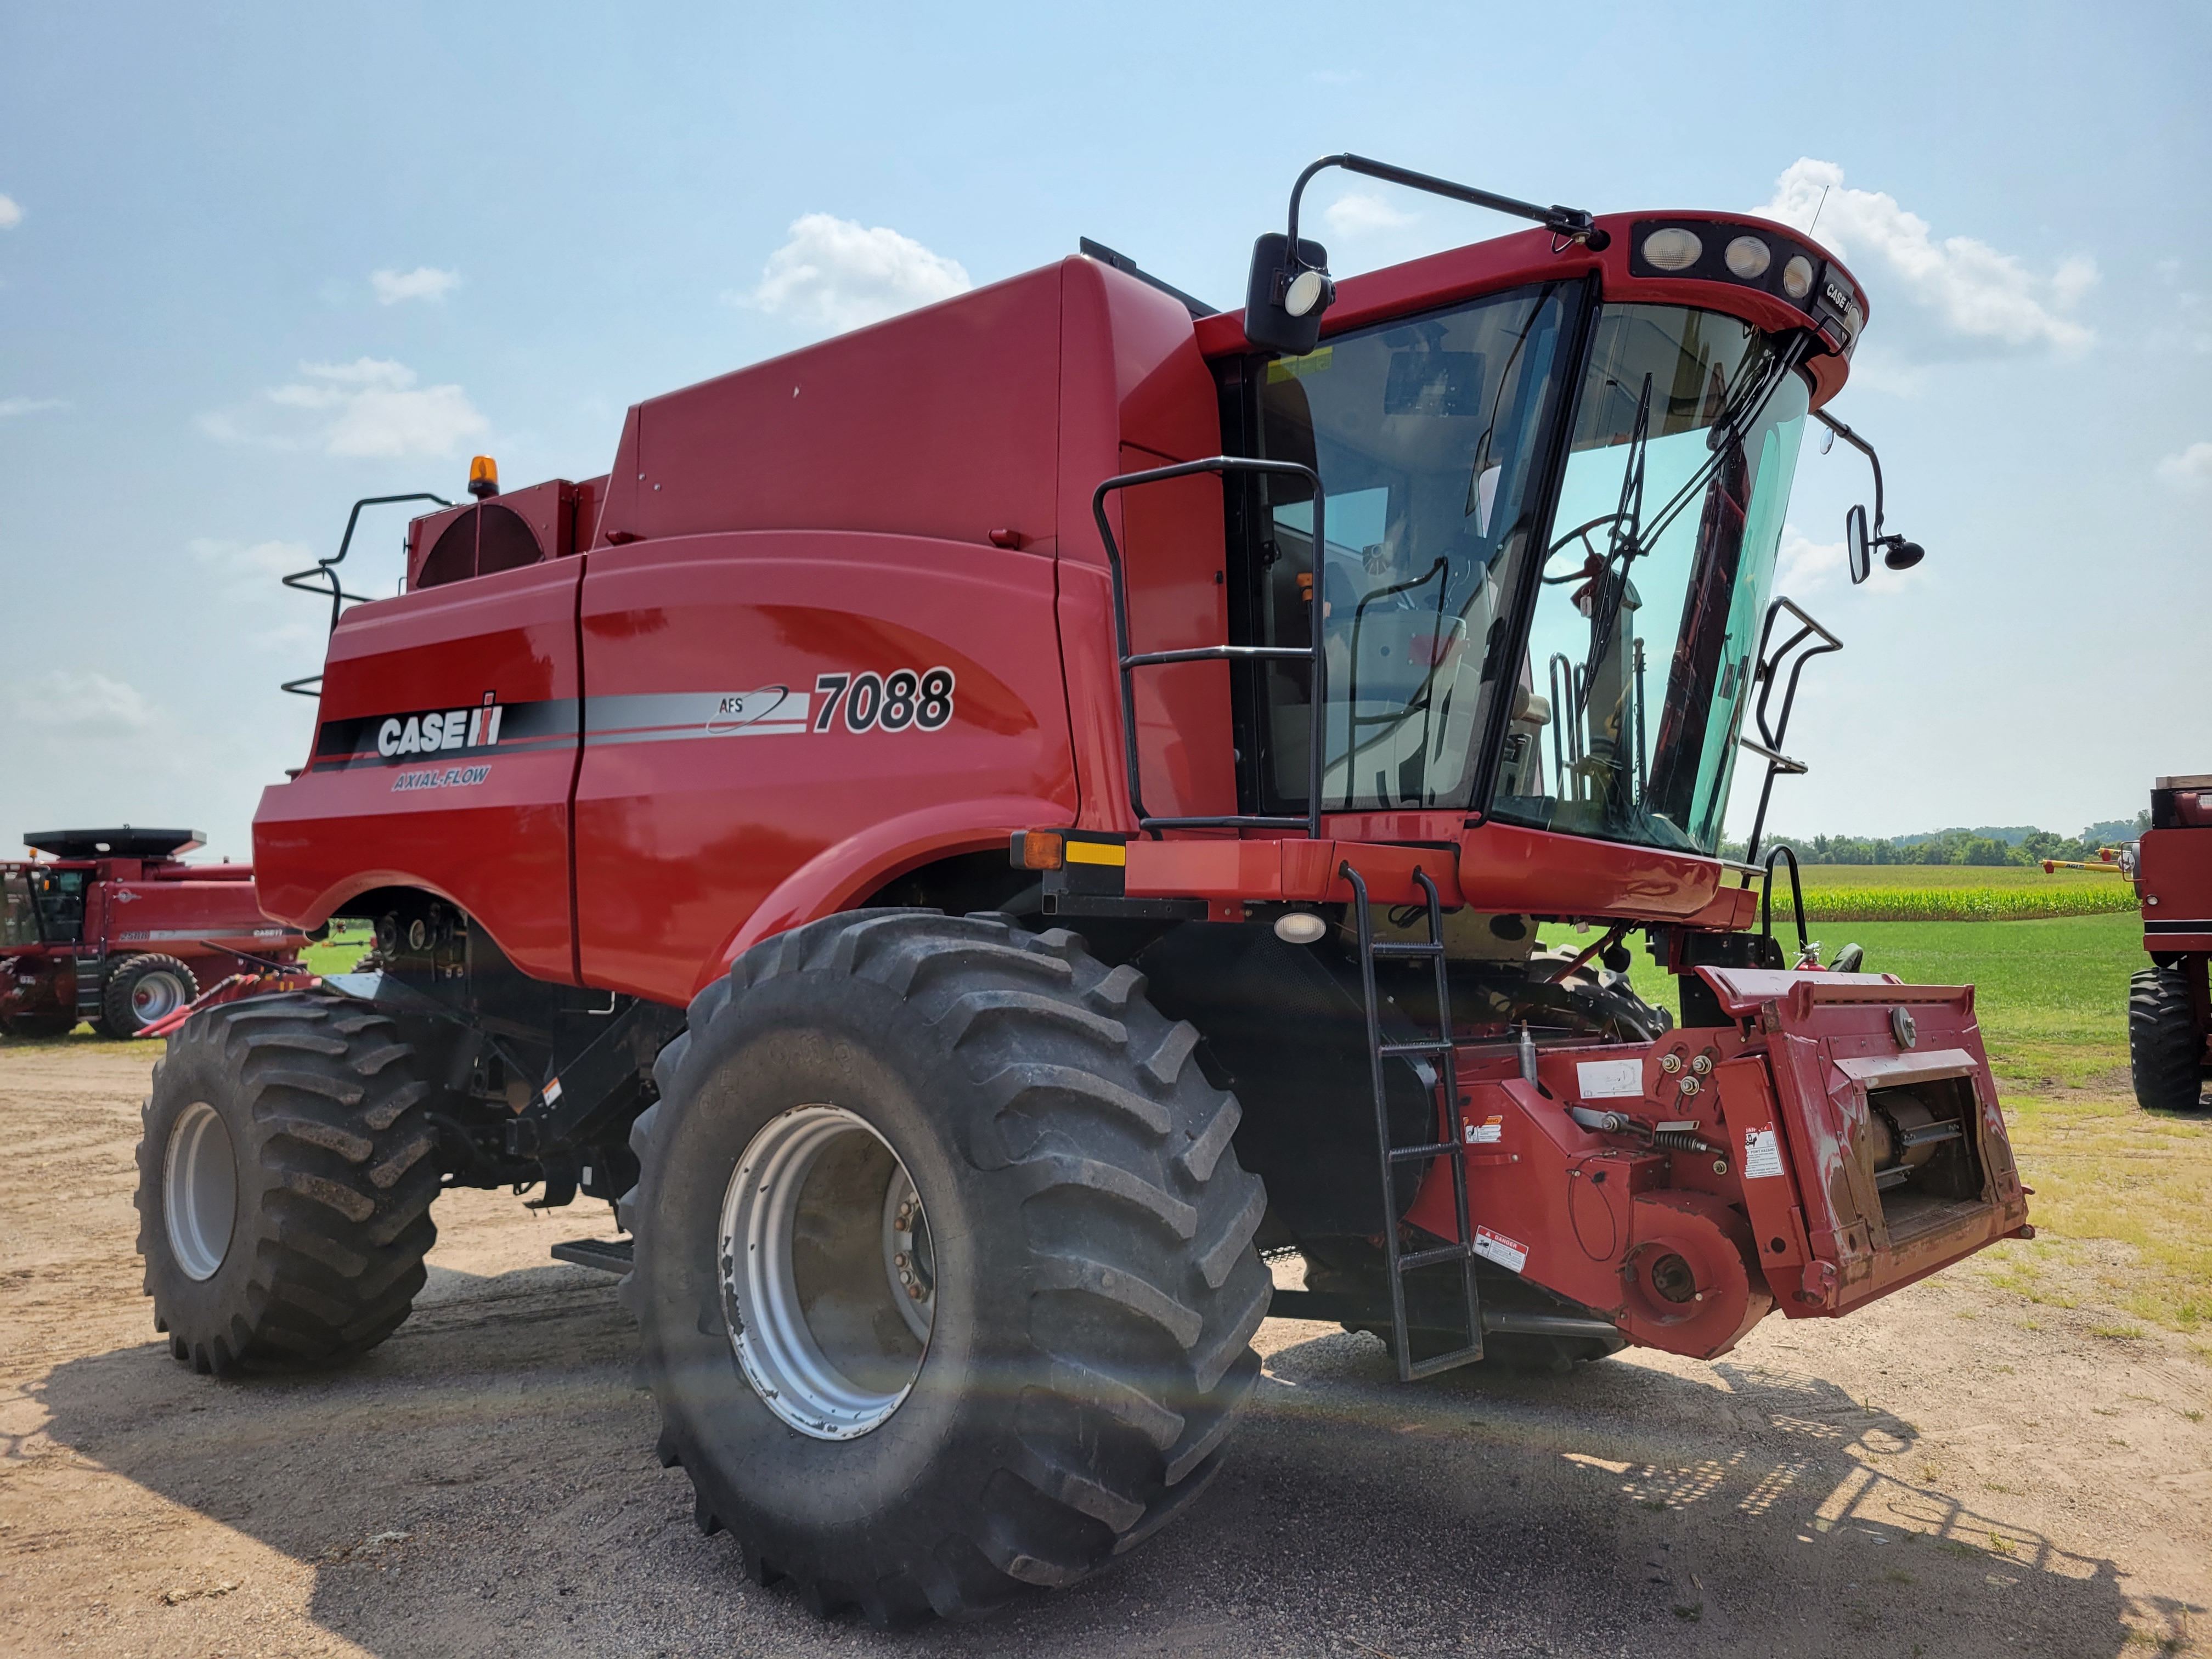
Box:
(138, 157), (2023, 1622)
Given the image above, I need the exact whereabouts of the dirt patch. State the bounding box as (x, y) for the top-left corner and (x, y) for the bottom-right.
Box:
(2, 1043), (2207, 1657)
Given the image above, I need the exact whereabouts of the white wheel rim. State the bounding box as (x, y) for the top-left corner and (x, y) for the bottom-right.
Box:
(164, 1101), (237, 1281)
(719, 1104), (933, 1440)
(132, 971), (188, 1023)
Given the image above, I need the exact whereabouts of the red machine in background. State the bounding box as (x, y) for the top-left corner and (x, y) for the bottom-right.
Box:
(137, 154), (2022, 1624)
(0, 829), (306, 1037)
(2129, 775), (2212, 1109)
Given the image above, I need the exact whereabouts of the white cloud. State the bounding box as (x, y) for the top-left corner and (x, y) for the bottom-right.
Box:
(9, 670), (156, 735)
(188, 538), (324, 653)
(1775, 525), (1847, 589)
(372, 266), (460, 305)
(0, 396), (66, 417)
(0, 195), (19, 229)
(200, 358), (488, 458)
(735, 213), (970, 334)
(190, 535), (312, 586)
(2156, 441), (2212, 491)
(1754, 159), (2095, 353)
(1323, 192), (1416, 237)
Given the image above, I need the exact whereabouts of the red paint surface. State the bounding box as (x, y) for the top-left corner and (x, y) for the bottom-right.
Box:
(571, 531), (1077, 1003)
(255, 556), (584, 983)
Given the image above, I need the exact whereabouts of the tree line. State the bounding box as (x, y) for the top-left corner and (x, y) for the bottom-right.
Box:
(1721, 815), (2151, 867)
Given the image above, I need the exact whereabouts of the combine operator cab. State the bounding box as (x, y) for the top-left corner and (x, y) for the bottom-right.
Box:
(136, 153), (2025, 1623)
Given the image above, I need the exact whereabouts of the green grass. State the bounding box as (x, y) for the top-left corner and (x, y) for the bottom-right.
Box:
(1626, 911), (2140, 1089)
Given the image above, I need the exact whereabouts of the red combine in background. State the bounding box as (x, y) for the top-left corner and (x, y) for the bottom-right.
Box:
(137, 155), (2020, 1624)
(1, 829), (306, 1037)
(2129, 775), (2212, 1109)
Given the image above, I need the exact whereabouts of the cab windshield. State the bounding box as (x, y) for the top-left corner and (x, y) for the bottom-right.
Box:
(1249, 283), (1577, 813)
(1493, 305), (1809, 854)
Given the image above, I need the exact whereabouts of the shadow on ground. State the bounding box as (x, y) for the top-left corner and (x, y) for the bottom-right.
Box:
(30, 1264), (2161, 1658)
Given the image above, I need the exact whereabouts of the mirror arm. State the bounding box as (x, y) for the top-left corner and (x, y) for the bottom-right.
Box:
(1283, 154), (1608, 274)
(1812, 409), (1884, 540)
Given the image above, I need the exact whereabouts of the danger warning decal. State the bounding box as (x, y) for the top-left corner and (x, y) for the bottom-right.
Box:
(1742, 1126), (1785, 1180)
(1471, 1224), (1530, 1274)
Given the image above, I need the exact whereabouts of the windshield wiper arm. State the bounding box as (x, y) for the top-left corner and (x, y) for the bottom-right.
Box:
(1579, 374), (1652, 711)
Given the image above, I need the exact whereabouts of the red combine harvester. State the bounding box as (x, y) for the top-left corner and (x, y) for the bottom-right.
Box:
(2129, 775), (2212, 1109)
(1, 829), (305, 1037)
(138, 156), (2019, 1622)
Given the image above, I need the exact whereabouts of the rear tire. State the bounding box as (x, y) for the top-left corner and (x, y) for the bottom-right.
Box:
(620, 910), (1271, 1623)
(102, 953), (199, 1037)
(2130, 964), (2206, 1112)
(133, 992), (442, 1373)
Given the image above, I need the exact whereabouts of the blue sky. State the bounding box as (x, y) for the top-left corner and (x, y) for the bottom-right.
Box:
(3, 1), (2208, 859)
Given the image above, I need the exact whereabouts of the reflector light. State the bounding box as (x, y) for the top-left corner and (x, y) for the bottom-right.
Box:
(1018, 832), (1065, 871)
(1641, 228), (1703, 271)
(1781, 255), (1815, 300)
(1724, 235), (1771, 279)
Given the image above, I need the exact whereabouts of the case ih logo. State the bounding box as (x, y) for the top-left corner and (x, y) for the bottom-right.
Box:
(377, 693), (504, 759)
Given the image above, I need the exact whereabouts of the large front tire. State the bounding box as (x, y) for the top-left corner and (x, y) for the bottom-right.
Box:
(133, 992), (442, 1373)
(620, 911), (1271, 1623)
(2130, 964), (2207, 1112)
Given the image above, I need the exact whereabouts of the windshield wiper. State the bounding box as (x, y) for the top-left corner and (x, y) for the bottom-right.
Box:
(1579, 373), (1652, 707)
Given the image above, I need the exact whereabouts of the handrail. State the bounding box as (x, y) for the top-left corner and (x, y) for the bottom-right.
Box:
(1760, 843), (1809, 962)
(1092, 456), (1326, 837)
(279, 492), (454, 695)
(1740, 596), (1842, 865)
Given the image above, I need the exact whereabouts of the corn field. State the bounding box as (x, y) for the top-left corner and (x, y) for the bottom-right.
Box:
(1780, 883), (2141, 922)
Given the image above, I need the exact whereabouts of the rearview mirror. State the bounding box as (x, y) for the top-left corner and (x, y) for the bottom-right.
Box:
(1244, 233), (1334, 356)
(1845, 504), (1871, 585)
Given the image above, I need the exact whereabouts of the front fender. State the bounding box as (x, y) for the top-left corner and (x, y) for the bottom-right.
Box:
(704, 795), (1070, 996)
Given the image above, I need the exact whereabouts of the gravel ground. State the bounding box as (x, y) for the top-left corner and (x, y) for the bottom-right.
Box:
(2, 1042), (2207, 1657)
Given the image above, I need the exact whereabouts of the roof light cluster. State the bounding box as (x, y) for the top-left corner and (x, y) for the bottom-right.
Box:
(1627, 219), (1863, 356)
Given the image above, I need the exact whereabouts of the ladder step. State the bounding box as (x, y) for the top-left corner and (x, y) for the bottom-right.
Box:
(1406, 1343), (1487, 1380)
(1378, 1039), (1455, 1057)
(1370, 941), (1446, 958)
(1396, 1241), (1475, 1273)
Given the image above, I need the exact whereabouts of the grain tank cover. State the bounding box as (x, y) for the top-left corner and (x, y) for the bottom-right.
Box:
(22, 828), (205, 859)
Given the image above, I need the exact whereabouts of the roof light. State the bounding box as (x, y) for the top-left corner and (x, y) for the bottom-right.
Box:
(1641, 228), (1703, 272)
(1724, 235), (1771, 279)
(1781, 255), (1815, 301)
(467, 455), (500, 500)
